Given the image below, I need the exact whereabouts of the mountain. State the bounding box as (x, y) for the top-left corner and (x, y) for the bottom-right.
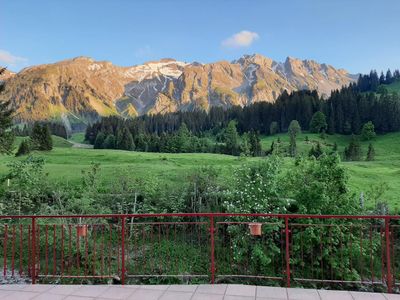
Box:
(0, 54), (355, 127)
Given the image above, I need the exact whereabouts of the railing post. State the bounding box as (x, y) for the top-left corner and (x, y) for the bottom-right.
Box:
(31, 217), (36, 284)
(210, 215), (215, 284)
(285, 216), (291, 288)
(385, 217), (392, 293)
(121, 216), (126, 285)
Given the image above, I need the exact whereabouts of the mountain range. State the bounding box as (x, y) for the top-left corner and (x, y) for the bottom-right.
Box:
(0, 54), (356, 127)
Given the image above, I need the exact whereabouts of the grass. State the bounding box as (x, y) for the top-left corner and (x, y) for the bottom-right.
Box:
(261, 132), (400, 210)
(2, 132), (400, 210)
(69, 132), (87, 144)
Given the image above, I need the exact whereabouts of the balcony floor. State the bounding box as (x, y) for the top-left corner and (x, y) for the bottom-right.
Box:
(0, 284), (398, 300)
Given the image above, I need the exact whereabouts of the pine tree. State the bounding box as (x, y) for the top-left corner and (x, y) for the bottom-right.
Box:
(177, 123), (191, 152)
(224, 120), (239, 155)
(361, 121), (376, 141)
(309, 142), (323, 158)
(332, 142), (338, 152)
(239, 133), (250, 157)
(15, 140), (31, 157)
(0, 67), (15, 154)
(30, 122), (53, 151)
(386, 69), (393, 84)
(366, 143), (375, 161)
(103, 134), (116, 149)
(94, 132), (105, 149)
(269, 121), (279, 135)
(288, 120), (301, 157)
(249, 129), (262, 156)
(344, 135), (362, 161)
(379, 72), (386, 85)
(309, 111), (327, 133)
(115, 127), (135, 150)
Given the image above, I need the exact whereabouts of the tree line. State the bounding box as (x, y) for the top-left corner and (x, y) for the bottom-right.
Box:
(85, 69), (400, 156)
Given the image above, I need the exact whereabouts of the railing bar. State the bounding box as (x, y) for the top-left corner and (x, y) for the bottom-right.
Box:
(11, 225), (15, 277)
(84, 227), (89, 277)
(92, 225), (96, 276)
(45, 225), (48, 276)
(27, 225), (31, 277)
(101, 225), (105, 276)
(369, 226), (374, 284)
(360, 225), (363, 283)
(61, 225), (64, 276)
(381, 226), (384, 285)
(68, 225), (72, 276)
(3, 225), (8, 277)
(53, 224), (56, 276)
(19, 225), (22, 276)
(108, 224), (111, 276)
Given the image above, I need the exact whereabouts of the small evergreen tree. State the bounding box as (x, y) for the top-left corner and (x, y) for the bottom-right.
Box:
(224, 120), (239, 155)
(332, 142), (338, 152)
(15, 140), (31, 157)
(361, 121), (376, 141)
(116, 127), (135, 151)
(240, 133), (251, 157)
(177, 123), (191, 152)
(269, 121), (279, 135)
(344, 135), (362, 161)
(30, 122), (53, 151)
(366, 143), (375, 161)
(288, 120), (301, 157)
(309, 142), (323, 158)
(249, 129), (262, 156)
(103, 134), (116, 149)
(94, 132), (105, 149)
(309, 111), (327, 133)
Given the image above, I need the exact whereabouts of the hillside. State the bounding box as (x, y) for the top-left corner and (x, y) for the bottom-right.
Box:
(0, 55), (354, 128)
(1, 132), (399, 210)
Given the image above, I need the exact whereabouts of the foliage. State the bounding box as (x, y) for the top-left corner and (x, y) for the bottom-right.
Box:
(269, 121), (279, 135)
(224, 120), (239, 155)
(309, 111), (327, 133)
(366, 143), (375, 161)
(361, 121), (376, 141)
(224, 156), (285, 214)
(0, 68), (15, 155)
(1, 156), (47, 215)
(308, 142), (323, 158)
(15, 139), (31, 157)
(344, 135), (362, 161)
(284, 154), (357, 215)
(30, 122), (53, 151)
(288, 120), (301, 157)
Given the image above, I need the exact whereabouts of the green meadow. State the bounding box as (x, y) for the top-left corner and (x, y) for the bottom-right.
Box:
(1, 132), (399, 210)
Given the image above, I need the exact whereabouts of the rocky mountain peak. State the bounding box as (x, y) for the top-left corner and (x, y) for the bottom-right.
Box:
(0, 54), (355, 127)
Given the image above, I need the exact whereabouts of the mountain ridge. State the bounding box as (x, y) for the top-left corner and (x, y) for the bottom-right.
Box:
(0, 54), (355, 126)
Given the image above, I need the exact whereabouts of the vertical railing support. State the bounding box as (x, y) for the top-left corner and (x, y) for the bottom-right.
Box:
(285, 216), (291, 288)
(31, 217), (36, 284)
(210, 215), (215, 284)
(385, 217), (392, 293)
(121, 216), (126, 285)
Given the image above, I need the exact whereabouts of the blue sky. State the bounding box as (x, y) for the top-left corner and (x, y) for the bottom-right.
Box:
(1, 0), (400, 73)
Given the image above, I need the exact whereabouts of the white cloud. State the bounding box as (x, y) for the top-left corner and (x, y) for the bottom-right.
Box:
(0, 49), (28, 66)
(222, 30), (260, 48)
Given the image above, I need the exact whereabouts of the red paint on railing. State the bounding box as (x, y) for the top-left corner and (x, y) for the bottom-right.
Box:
(0, 213), (398, 293)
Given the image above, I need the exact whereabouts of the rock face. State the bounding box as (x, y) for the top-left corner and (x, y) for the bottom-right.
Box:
(0, 54), (355, 125)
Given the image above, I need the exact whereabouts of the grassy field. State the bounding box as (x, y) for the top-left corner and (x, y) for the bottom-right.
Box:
(1, 132), (400, 210)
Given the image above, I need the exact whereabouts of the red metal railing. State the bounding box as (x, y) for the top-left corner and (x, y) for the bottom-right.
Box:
(0, 213), (398, 293)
